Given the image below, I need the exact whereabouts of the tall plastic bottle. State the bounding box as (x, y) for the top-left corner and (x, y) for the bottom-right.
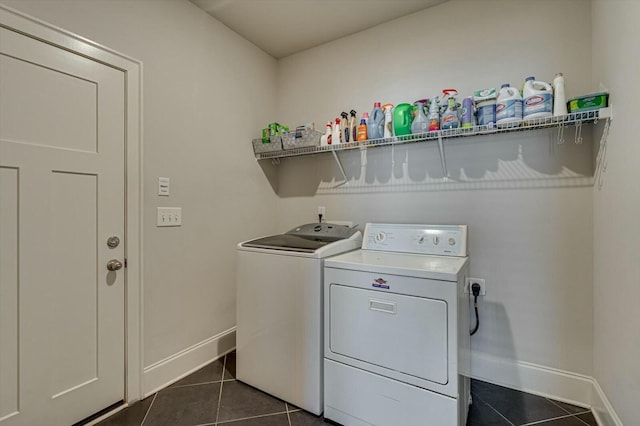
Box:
(357, 112), (369, 142)
(382, 103), (394, 138)
(496, 83), (523, 127)
(428, 97), (440, 131)
(368, 102), (384, 139)
(523, 76), (553, 120)
(332, 118), (342, 144)
(411, 101), (429, 134)
(349, 110), (357, 142)
(321, 121), (332, 146)
(393, 103), (413, 136)
(553, 73), (567, 116)
(340, 112), (349, 142)
(441, 90), (460, 130)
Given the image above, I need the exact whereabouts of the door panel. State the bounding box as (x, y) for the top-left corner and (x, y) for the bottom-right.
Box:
(0, 23), (125, 426)
(0, 53), (97, 152)
(0, 167), (19, 422)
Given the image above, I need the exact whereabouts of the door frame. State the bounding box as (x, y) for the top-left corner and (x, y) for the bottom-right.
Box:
(0, 4), (144, 405)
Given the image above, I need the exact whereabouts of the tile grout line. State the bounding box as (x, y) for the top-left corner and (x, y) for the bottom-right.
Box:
(214, 354), (228, 425)
(471, 392), (516, 426)
(543, 397), (594, 426)
(520, 412), (585, 426)
(215, 410), (290, 424)
(139, 392), (157, 426)
(285, 403), (292, 426)
(573, 411), (596, 426)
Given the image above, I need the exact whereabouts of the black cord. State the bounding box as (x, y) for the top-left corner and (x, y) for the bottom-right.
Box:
(470, 283), (481, 336)
(318, 213), (323, 223)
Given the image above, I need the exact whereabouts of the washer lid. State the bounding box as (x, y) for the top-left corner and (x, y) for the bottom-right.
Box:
(241, 223), (360, 253)
(325, 249), (468, 281)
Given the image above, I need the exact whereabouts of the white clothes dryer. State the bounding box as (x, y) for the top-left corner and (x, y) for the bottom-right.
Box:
(236, 223), (362, 415)
(323, 223), (470, 426)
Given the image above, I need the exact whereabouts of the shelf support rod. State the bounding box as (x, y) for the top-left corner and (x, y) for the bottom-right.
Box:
(331, 149), (348, 185)
(437, 133), (449, 180)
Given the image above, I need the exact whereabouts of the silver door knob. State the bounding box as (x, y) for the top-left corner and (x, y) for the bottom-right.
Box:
(107, 259), (123, 271)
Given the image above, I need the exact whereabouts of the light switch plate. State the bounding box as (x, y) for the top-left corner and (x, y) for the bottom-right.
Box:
(157, 207), (182, 227)
(158, 177), (170, 196)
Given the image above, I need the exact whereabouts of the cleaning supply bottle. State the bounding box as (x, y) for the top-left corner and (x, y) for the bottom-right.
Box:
(357, 112), (369, 142)
(321, 121), (332, 146)
(393, 103), (414, 136)
(332, 118), (342, 144)
(411, 101), (429, 134)
(553, 73), (567, 116)
(440, 90), (460, 130)
(368, 102), (384, 139)
(349, 110), (358, 142)
(340, 112), (349, 142)
(496, 83), (523, 127)
(523, 76), (553, 120)
(382, 103), (394, 138)
(428, 97), (440, 131)
(461, 97), (474, 128)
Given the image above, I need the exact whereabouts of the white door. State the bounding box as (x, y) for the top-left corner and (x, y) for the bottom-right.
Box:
(0, 24), (125, 426)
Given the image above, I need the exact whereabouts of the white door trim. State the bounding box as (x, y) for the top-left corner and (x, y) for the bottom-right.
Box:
(0, 4), (144, 404)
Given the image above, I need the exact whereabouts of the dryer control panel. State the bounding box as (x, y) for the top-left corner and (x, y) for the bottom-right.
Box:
(362, 223), (467, 257)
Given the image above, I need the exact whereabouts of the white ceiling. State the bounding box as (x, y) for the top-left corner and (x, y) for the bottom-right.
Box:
(189, 0), (449, 59)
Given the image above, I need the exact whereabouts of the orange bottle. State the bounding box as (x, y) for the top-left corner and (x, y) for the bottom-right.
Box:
(357, 112), (369, 142)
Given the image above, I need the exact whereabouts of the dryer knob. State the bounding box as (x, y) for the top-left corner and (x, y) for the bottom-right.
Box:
(374, 232), (386, 243)
(448, 237), (456, 246)
(433, 236), (440, 245)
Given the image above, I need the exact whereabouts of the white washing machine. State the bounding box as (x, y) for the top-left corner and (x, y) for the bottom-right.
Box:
(323, 223), (470, 426)
(236, 223), (362, 415)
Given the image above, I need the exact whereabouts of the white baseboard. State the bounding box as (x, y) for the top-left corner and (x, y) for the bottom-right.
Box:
(470, 351), (592, 408)
(591, 379), (623, 426)
(142, 327), (236, 397)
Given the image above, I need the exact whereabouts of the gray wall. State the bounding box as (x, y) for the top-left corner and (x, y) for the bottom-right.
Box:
(591, 1), (640, 424)
(275, 0), (595, 382)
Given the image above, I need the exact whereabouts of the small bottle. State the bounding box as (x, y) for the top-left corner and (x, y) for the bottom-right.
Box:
(321, 121), (332, 146)
(332, 118), (342, 145)
(428, 97), (440, 131)
(340, 112), (349, 142)
(357, 112), (369, 141)
(382, 103), (394, 138)
(553, 73), (567, 116)
(349, 110), (357, 143)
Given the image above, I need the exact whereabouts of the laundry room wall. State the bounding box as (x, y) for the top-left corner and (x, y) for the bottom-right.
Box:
(275, 0), (596, 402)
(0, 0), (279, 395)
(591, 1), (640, 425)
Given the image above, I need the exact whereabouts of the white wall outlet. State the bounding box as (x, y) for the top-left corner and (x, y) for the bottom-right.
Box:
(465, 278), (486, 296)
(157, 207), (182, 227)
(318, 206), (326, 216)
(158, 177), (170, 196)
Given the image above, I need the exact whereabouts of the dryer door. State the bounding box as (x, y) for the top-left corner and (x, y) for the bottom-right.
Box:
(328, 282), (449, 385)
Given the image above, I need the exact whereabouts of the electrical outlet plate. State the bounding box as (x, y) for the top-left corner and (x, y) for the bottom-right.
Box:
(318, 206), (326, 216)
(465, 278), (486, 296)
(157, 207), (182, 227)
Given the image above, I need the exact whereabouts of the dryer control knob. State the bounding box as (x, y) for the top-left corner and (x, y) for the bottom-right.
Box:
(433, 236), (440, 245)
(374, 232), (386, 243)
(448, 237), (456, 246)
(417, 235), (425, 244)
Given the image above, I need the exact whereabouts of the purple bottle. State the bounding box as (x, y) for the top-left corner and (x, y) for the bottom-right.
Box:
(461, 97), (474, 128)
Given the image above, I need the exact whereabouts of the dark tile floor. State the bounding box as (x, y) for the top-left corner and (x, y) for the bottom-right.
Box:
(98, 351), (598, 426)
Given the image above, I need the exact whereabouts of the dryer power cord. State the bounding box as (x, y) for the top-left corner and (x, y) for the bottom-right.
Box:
(470, 283), (481, 336)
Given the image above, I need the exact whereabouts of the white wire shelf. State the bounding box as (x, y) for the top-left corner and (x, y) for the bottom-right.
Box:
(254, 108), (610, 161)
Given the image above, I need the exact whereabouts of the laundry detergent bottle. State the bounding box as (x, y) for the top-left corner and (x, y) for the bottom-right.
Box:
(357, 112), (369, 142)
(368, 102), (384, 140)
(393, 103), (414, 136)
(523, 76), (553, 120)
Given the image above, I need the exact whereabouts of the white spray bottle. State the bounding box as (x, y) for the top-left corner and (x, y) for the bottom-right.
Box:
(382, 103), (394, 138)
(332, 117), (342, 144)
(321, 121), (332, 146)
